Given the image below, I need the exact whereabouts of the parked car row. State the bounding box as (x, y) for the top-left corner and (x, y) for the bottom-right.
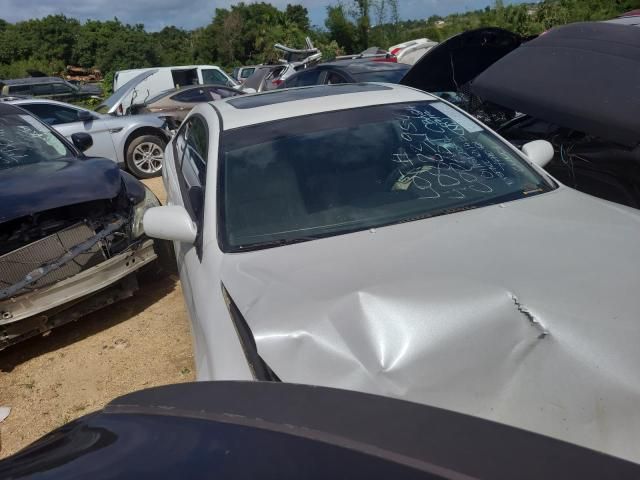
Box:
(8, 98), (171, 178)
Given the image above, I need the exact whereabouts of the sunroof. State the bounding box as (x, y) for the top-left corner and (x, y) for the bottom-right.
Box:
(227, 84), (392, 109)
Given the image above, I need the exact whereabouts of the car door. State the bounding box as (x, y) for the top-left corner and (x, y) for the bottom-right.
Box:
(170, 114), (208, 261)
(169, 115), (210, 365)
(164, 112), (251, 379)
(19, 102), (119, 162)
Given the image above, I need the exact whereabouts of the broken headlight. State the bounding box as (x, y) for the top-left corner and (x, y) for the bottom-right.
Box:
(221, 283), (280, 382)
(131, 187), (160, 238)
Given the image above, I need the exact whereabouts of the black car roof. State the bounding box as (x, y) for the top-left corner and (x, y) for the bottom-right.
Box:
(319, 60), (410, 73)
(1, 77), (67, 86)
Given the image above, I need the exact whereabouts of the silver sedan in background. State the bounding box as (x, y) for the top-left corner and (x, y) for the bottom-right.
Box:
(10, 99), (170, 178)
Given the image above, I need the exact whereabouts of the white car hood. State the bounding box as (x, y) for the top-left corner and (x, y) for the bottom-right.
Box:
(220, 187), (640, 462)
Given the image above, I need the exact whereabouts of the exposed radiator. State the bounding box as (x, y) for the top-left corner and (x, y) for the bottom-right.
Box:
(0, 222), (106, 294)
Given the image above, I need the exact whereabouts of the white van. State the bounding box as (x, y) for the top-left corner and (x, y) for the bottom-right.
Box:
(114, 65), (237, 95)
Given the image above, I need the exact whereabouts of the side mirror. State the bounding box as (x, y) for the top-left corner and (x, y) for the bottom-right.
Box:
(71, 132), (93, 152)
(242, 87), (257, 94)
(143, 205), (197, 244)
(77, 109), (93, 122)
(522, 140), (554, 168)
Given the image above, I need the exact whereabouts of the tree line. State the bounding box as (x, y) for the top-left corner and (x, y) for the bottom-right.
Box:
(0, 0), (635, 90)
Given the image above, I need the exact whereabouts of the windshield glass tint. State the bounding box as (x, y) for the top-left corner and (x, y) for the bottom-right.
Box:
(220, 101), (553, 251)
(0, 114), (71, 169)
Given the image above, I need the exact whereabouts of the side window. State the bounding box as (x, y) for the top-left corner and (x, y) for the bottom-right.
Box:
(176, 116), (208, 187)
(8, 85), (31, 95)
(240, 68), (255, 79)
(171, 88), (209, 103)
(202, 69), (229, 86)
(20, 103), (81, 126)
(206, 87), (240, 101)
(31, 84), (54, 96)
(284, 69), (321, 88)
(52, 83), (75, 94)
(325, 71), (348, 85)
(175, 116), (208, 233)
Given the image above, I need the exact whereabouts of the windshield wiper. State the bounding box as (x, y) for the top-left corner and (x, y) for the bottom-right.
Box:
(395, 204), (478, 225)
(236, 235), (322, 251)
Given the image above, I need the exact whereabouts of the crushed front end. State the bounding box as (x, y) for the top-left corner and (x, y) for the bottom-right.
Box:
(0, 186), (161, 350)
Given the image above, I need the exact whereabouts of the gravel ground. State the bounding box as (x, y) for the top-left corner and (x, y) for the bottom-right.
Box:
(0, 177), (195, 458)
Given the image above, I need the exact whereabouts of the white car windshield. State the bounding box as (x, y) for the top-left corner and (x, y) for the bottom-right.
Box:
(0, 114), (71, 169)
(220, 101), (554, 251)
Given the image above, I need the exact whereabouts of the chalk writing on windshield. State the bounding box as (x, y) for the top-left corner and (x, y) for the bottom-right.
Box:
(391, 104), (526, 201)
(0, 119), (67, 167)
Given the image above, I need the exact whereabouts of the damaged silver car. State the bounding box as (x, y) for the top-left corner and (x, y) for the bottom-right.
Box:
(0, 103), (172, 349)
(145, 84), (640, 464)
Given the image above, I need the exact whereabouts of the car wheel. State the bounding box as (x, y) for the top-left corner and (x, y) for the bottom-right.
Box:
(140, 239), (177, 281)
(126, 135), (166, 179)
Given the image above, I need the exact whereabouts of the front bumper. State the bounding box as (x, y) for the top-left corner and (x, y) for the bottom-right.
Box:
(0, 239), (157, 326)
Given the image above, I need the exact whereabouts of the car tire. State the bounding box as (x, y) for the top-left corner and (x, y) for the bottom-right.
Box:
(140, 239), (177, 281)
(126, 135), (166, 179)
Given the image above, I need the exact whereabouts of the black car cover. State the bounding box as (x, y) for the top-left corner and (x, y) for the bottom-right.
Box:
(400, 27), (523, 93)
(472, 22), (640, 148)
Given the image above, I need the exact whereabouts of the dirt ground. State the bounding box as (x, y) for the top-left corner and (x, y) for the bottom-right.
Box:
(0, 177), (195, 458)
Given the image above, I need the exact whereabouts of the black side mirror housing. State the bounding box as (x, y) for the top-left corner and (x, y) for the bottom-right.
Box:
(71, 132), (93, 152)
(77, 110), (93, 122)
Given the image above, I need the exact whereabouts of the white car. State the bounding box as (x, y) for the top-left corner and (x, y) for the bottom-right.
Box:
(11, 98), (170, 178)
(389, 38), (438, 64)
(144, 83), (640, 463)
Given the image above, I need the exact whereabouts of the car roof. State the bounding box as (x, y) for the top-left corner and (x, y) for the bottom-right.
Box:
(1, 77), (67, 85)
(212, 83), (434, 130)
(318, 60), (410, 73)
(9, 98), (85, 109)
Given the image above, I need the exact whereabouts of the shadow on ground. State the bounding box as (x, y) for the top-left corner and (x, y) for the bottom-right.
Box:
(0, 276), (177, 373)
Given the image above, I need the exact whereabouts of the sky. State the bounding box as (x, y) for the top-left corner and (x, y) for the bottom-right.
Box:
(1, 0), (533, 31)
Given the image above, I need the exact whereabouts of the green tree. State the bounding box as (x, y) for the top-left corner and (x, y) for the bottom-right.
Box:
(153, 27), (194, 66)
(286, 4), (310, 31)
(325, 3), (358, 52)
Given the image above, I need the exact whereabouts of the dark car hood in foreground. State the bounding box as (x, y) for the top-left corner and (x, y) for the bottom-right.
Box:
(400, 27), (522, 93)
(471, 22), (640, 148)
(1, 382), (638, 479)
(0, 158), (123, 223)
